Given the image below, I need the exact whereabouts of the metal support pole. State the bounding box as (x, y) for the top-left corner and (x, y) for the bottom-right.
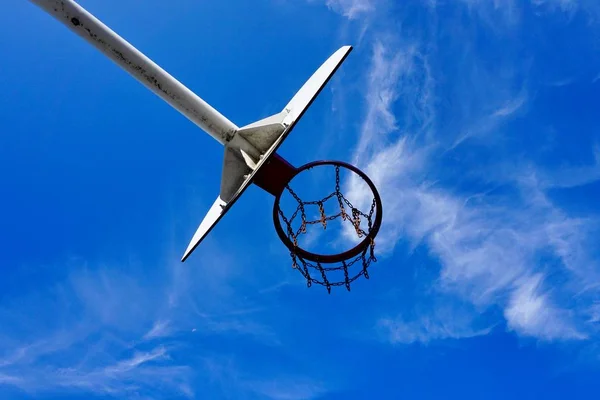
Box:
(29, 0), (239, 144)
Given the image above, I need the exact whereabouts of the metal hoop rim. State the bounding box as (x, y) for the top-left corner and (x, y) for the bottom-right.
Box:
(272, 160), (383, 264)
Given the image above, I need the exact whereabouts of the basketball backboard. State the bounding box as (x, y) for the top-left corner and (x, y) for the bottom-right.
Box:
(29, 0), (353, 262)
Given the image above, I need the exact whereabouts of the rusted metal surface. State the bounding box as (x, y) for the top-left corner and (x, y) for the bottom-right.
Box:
(29, 0), (238, 143)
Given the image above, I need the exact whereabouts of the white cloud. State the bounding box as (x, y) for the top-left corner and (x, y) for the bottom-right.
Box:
(504, 274), (586, 340)
(0, 342), (192, 397)
(409, 160), (594, 342)
(588, 302), (600, 323)
(0, 267), (193, 398)
(378, 303), (494, 344)
(537, 145), (600, 189)
(106, 346), (168, 374)
(456, 0), (522, 27)
(0, 246), (281, 398)
(198, 355), (330, 400)
(339, 17), (599, 343)
(343, 39), (437, 254)
(0, 220), (332, 397)
(491, 91), (528, 118)
(352, 40), (427, 165)
(324, 0), (374, 19)
(0, 373), (22, 386)
(531, 0), (578, 13)
(457, 0), (600, 26)
(143, 319), (172, 340)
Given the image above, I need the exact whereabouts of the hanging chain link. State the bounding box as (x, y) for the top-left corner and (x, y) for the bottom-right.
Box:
(277, 164), (379, 293)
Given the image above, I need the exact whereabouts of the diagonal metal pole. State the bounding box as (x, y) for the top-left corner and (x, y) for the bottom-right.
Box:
(29, 0), (239, 144)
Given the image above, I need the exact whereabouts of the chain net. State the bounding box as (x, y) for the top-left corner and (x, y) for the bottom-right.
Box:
(276, 165), (378, 293)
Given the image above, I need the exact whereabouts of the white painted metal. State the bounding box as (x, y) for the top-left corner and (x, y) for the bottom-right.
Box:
(237, 111), (288, 153)
(29, 0), (238, 143)
(181, 46), (353, 262)
(27, 0), (352, 262)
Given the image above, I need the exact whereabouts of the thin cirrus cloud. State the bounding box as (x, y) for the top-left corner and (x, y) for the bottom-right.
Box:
(327, 0), (600, 343)
(0, 202), (333, 398)
(0, 243), (284, 398)
(143, 319), (172, 340)
(324, 0), (374, 19)
(0, 340), (192, 398)
(0, 266), (193, 398)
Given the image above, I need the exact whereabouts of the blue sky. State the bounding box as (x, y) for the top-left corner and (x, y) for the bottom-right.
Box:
(2, 0), (600, 398)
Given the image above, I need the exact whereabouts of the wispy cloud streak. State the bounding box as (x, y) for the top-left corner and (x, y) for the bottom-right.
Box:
(331, 1), (600, 343)
(324, 0), (374, 20)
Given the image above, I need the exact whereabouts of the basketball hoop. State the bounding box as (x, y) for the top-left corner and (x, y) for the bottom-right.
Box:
(266, 160), (383, 293)
(29, 0), (383, 292)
